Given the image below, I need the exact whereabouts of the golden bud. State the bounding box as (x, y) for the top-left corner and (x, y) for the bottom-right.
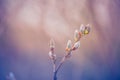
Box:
(84, 24), (90, 35)
(80, 24), (90, 35)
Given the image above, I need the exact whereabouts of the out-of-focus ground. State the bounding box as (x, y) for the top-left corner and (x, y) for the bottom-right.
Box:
(0, 0), (120, 80)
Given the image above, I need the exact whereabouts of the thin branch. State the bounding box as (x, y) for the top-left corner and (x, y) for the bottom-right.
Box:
(55, 56), (66, 73)
(52, 60), (56, 73)
(50, 24), (91, 80)
(53, 55), (68, 80)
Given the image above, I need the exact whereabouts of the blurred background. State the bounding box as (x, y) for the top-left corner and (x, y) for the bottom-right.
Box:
(0, 0), (120, 80)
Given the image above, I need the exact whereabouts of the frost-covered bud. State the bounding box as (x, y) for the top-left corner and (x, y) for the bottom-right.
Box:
(49, 51), (56, 60)
(49, 39), (55, 50)
(72, 41), (80, 50)
(66, 40), (72, 52)
(74, 30), (81, 42)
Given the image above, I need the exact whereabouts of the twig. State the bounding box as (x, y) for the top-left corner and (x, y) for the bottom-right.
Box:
(49, 24), (91, 80)
(52, 60), (56, 73)
(52, 60), (57, 80)
(53, 55), (69, 80)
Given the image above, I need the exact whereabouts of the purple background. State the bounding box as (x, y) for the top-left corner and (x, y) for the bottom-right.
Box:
(0, 0), (120, 80)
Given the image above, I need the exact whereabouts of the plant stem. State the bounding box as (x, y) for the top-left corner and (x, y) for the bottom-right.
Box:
(53, 60), (56, 73)
(53, 71), (57, 80)
(56, 57), (66, 73)
(53, 56), (67, 80)
(52, 59), (57, 80)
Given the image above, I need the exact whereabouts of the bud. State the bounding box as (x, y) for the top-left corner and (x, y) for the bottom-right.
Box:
(72, 41), (80, 50)
(80, 24), (85, 34)
(74, 30), (80, 42)
(49, 51), (56, 60)
(84, 24), (90, 35)
(49, 39), (55, 50)
(80, 24), (90, 35)
(66, 40), (72, 52)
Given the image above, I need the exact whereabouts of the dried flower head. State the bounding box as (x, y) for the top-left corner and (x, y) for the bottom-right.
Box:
(49, 39), (55, 50)
(74, 30), (81, 42)
(72, 41), (80, 50)
(66, 40), (72, 52)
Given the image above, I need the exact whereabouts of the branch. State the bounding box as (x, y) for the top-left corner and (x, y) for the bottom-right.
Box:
(49, 24), (91, 80)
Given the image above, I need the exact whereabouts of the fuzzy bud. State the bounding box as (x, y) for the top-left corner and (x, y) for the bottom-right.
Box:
(80, 24), (85, 34)
(66, 40), (72, 52)
(49, 51), (56, 60)
(74, 30), (81, 42)
(49, 39), (55, 50)
(72, 41), (80, 50)
(80, 24), (90, 35)
(84, 24), (90, 35)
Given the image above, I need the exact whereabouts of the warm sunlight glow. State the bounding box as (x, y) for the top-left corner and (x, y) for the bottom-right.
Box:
(17, 4), (41, 27)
